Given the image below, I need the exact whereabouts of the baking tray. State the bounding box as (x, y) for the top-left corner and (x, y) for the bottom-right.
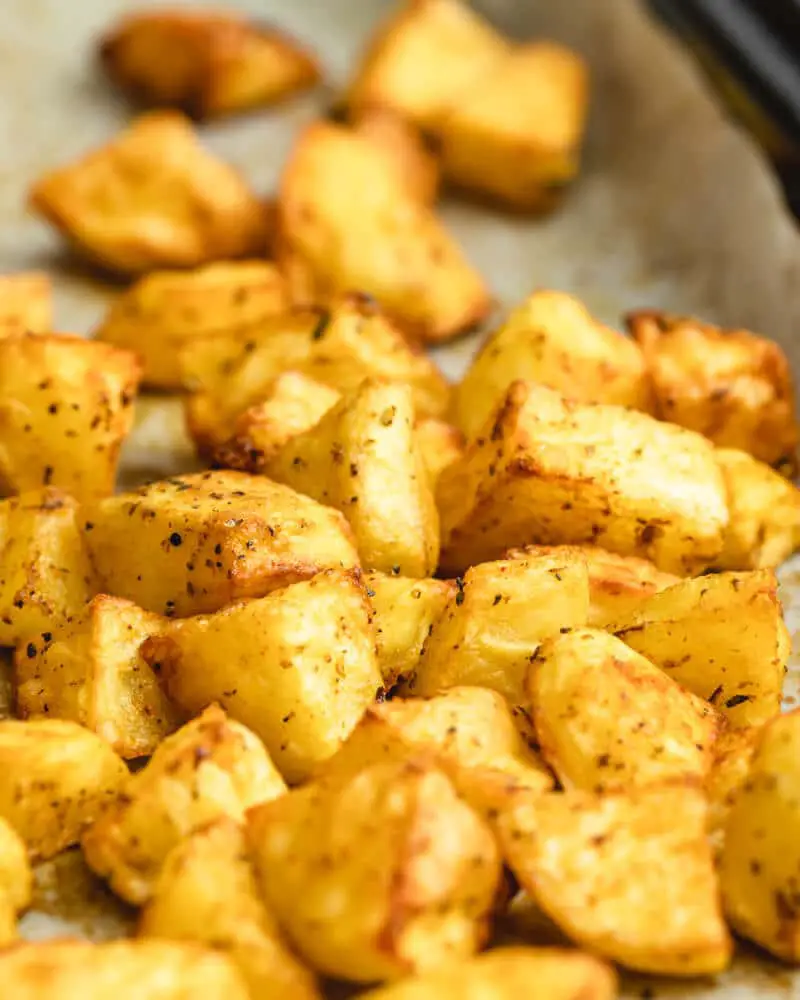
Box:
(2, 0), (800, 995)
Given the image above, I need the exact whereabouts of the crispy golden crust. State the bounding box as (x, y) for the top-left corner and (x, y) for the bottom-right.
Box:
(352, 107), (440, 204)
(0, 272), (52, 336)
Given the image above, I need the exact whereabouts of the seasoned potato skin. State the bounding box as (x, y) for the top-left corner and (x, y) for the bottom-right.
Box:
(0, 272), (51, 336)
(706, 725), (760, 856)
(0, 817), (32, 944)
(82, 470), (359, 617)
(414, 418), (464, 484)
(248, 760), (502, 982)
(0, 333), (141, 502)
(29, 111), (268, 275)
(0, 489), (96, 647)
(82, 705), (286, 905)
(352, 107), (440, 204)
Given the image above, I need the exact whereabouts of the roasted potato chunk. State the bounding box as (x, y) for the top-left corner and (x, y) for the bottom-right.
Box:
(15, 595), (179, 759)
(628, 310), (799, 472)
(720, 710), (800, 960)
(438, 381), (728, 575)
(613, 569), (789, 727)
(263, 379), (440, 576)
(96, 262), (291, 391)
(358, 947), (616, 1000)
(452, 291), (650, 440)
(706, 725), (760, 855)
(143, 570), (381, 783)
(0, 489), (96, 647)
(0, 939), (249, 1000)
(0, 332), (141, 502)
(346, 0), (509, 130)
(183, 295), (450, 451)
(83, 470), (359, 617)
(248, 760), (501, 982)
(352, 107), (439, 204)
(0, 818), (31, 944)
(0, 272), (51, 336)
(82, 705), (285, 905)
(529, 628), (719, 792)
(140, 818), (318, 1000)
(0, 718), (127, 860)
(275, 122), (490, 342)
(439, 44), (589, 212)
(714, 447), (800, 569)
(414, 417), (464, 484)
(100, 10), (320, 119)
(366, 571), (453, 687)
(499, 782), (732, 975)
(29, 111), (267, 275)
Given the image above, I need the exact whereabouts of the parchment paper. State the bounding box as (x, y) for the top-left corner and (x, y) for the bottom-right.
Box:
(2, 0), (800, 995)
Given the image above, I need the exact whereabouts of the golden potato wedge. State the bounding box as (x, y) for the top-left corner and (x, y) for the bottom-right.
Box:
(346, 0), (509, 130)
(405, 551), (589, 718)
(414, 417), (464, 484)
(359, 947), (616, 1000)
(140, 817), (319, 1000)
(248, 759), (501, 982)
(629, 310), (799, 472)
(143, 570), (381, 783)
(29, 111), (267, 275)
(82, 470), (359, 617)
(499, 782), (732, 975)
(352, 107), (439, 204)
(452, 291), (651, 440)
(439, 44), (589, 212)
(438, 380), (728, 575)
(275, 122), (490, 343)
(505, 543), (678, 628)
(706, 725), (760, 856)
(0, 489), (96, 647)
(15, 594), (178, 759)
(613, 569), (789, 727)
(720, 710), (800, 960)
(366, 571), (453, 687)
(100, 9), (320, 120)
(0, 939), (249, 1000)
(0, 817), (31, 944)
(0, 332), (141, 502)
(183, 295), (450, 451)
(82, 705), (285, 905)
(714, 448), (800, 569)
(96, 262), (292, 391)
(0, 718), (127, 860)
(529, 628), (719, 792)
(263, 378), (440, 576)
(0, 272), (51, 336)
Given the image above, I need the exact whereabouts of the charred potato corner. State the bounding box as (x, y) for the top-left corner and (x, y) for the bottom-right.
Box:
(0, 0), (798, 995)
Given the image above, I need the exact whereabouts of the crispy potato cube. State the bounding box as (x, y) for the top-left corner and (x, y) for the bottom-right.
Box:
(438, 381), (728, 575)
(143, 570), (381, 783)
(452, 291), (651, 440)
(628, 310), (799, 472)
(0, 817), (32, 944)
(714, 448), (800, 569)
(529, 628), (719, 792)
(248, 760), (501, 982)
(82, 470), (359, 617)
(183, 295), (450, 451)
(0, 332), (141, 501)
(29, 111), (267, 275)
(0, 718), (127, 860)
(15, 595), (179, 759)
(366, 571), (453, 687)
(0, 939), (249, 1000)
(499, 782), (732, 975)
(264, 379), (440, 576)
(346, 0), (509, 130)
(96, 262), (291, 391)
(706, 725), (760, 856)
(720, 710), (800, 960)
(275, 122), (490, 342)
(140, 818), (319, 999)
(612, 569), (789, 727)
(439, 44), (589, 212)
(352, 107), (439, 204)
(358, 947), (616, 1000)
(82, 705), (285, 905)
(0, 272), (51, 336)
(100, 10), (319, 120)
(414, 418), (464, 484)
(0, 490), (96, 647)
